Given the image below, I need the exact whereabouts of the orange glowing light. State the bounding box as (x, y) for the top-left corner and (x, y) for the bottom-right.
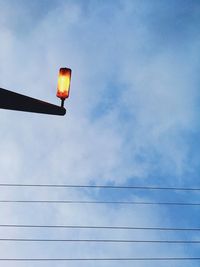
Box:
(57, 68), (72, 100)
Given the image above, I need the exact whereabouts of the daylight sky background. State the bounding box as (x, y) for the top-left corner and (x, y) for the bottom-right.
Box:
(0, 0), (200, 266)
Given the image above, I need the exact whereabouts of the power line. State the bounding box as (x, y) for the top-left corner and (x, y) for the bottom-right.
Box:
(0, 224), (200, 231)
(0, 199), (200, 206)
(0, 257), (199, 261)
(0, 238), (200, 243)
(0, 183), (200, 191)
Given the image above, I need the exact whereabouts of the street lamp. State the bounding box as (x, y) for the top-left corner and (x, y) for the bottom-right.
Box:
(56, 68), (72, 107)
(0, 67), (72, 116)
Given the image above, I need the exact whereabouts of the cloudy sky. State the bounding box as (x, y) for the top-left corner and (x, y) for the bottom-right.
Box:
(0, 0), (200, 266)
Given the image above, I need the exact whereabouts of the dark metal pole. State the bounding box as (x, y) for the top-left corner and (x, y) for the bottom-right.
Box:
(61, 99), (65, 108)
(0, 88), (66, 116)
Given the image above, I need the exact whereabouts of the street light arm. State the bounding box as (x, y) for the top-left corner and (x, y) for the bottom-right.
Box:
(0, 88), (66, 116)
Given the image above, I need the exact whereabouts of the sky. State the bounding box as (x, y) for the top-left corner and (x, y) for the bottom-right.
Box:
(0, 0), (200, 266)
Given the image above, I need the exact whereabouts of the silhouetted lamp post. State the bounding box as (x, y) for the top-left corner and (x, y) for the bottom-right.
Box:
(0, 67), (72, 116)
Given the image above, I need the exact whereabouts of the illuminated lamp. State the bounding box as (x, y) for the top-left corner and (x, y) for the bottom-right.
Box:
(57, 67), (72, 107)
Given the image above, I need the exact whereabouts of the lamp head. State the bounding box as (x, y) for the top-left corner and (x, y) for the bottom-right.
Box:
(57, 68), (72, 106)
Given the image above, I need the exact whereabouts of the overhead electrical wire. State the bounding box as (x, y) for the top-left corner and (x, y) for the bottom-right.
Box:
(0, 224), (200, 231)
(1, 183), (200, 259)
(0, 199), (200, 206)
(0, 257), (200, 261)
(0, 183), (200, 191)
(0, 238), (200, 243)
(1, 184), (200, 263)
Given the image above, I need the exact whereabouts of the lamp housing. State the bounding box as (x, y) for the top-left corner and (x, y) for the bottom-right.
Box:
(56, 68), (72, 100)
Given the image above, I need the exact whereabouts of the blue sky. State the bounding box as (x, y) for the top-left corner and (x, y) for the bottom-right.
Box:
(0, 0), (200, 266)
